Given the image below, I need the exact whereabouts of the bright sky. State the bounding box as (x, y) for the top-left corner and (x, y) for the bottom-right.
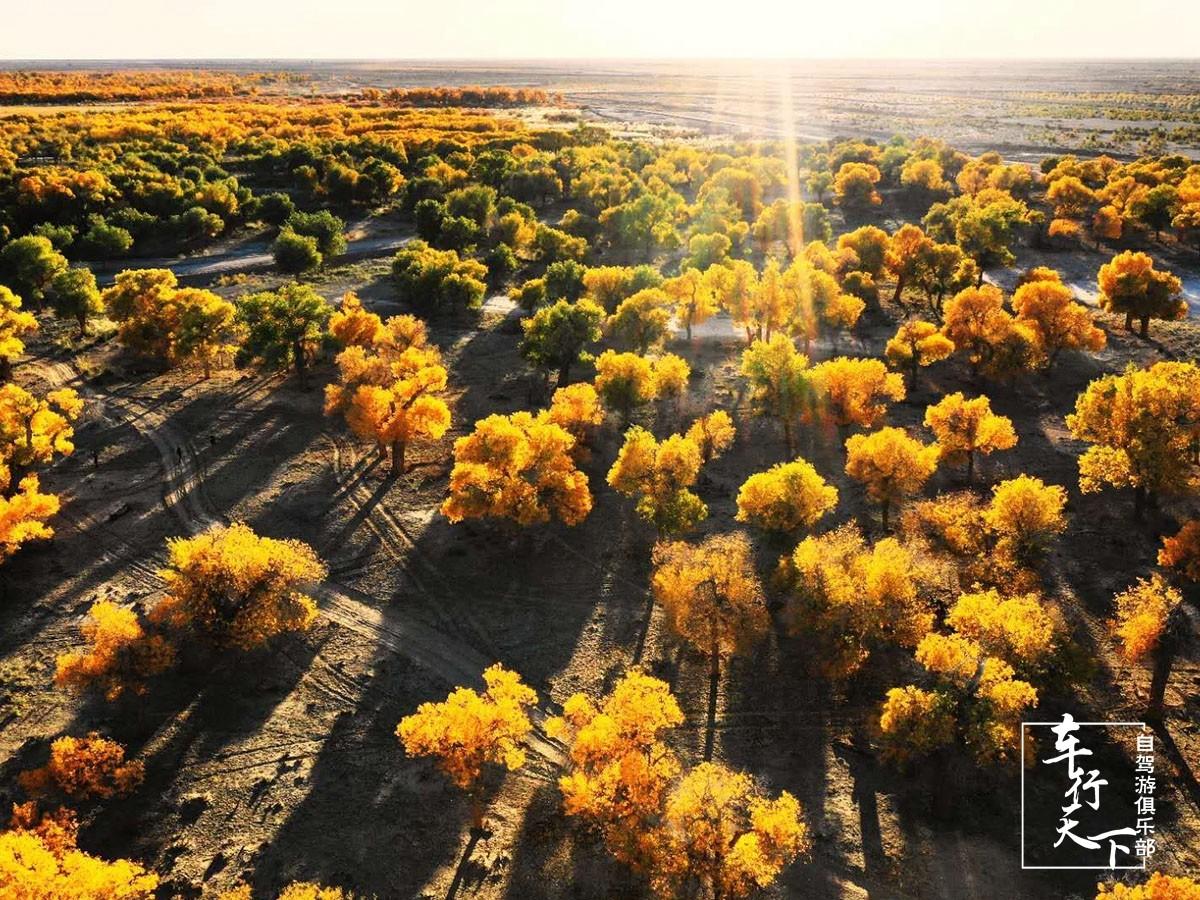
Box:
(3, 0), (1198, 60)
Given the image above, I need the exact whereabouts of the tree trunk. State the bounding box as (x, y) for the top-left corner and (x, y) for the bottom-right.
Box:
(3, 463), (25, 498)
(1124, 311), (1134, 332)
(892, 277), (905, 304)
(782, 419), (794, 457)
(1140, 315), (1151, 338)
(557, 359), (572, 386)
(976, 268), (985, 287)
(77, 314), (87, 338)
(391, 439), (406, 474)
(1147, 634), (1174, 721)
(469, 789), (485, 832)
(881, 498), (891, 532)
(966, 450), (975, 486)
(704, 631), (720, 763)
(293, 340), (307, 386)
(0, 355), (9, 383)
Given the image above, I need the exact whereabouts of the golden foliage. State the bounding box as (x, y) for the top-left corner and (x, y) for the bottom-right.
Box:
(650, 762), (808, 899)
(8, 803), (79, 858)
(1066, 361), (1200, 501)
(544, 382), (604, 457)
(592, 350), (658, 419)
(0, 384), (83, 493)
(397, 664), (537, 790)
(0, 476), (60, 562)
(0, 829), (158, 898)
(102, 269), (237, 371)
(923, 392), (1017, 478)
(1011, 278), (1105, 368)
(735, 458), (837, 533)
(941, 284), (1037, 379)
(1096, 873), (1200, 900)
(1159, 520), (1200, 582)
(884, 319), (954, 379)
(878, 686), (956, 763)
(0, 285), (37, 369)
(54, 601), (174, 702)
(608, 428), (707, 536)
(153, 523), (326, 650)
(983, 474), (1067, 563)
(1097, 251), (1187, 336)
(781, 523), (934, 678)
(844, 427), (938, 528)
(809, 357), (905, 429)
(442, 411), (593, 526)
(651, 533), (769, 660)
(739, 334), (813, 454)
(1110, 575), (1182, 663)
(685, 410), (735, 463)
(19, 734), (144, 801)
(327, 292), (384, 348)
(547, 671), (684, 869)
(946, 588), (1059, 670)
(324, 311), (449, 471)
(885, 631), (1039, 767)
(605, 288), (674, 353)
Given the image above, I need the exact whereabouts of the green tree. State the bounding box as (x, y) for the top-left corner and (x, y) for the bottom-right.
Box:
(273, 229), (322, 274)
(0, 236), (68, 307)
(520, 299), (605, 386)
(50, 268), (104, 337)
(236, 283), (332, 385)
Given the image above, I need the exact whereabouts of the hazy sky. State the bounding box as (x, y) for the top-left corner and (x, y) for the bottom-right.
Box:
(3, 0), (1198, 60)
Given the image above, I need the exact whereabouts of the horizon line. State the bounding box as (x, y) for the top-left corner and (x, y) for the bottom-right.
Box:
(3, 55), (1200, 64)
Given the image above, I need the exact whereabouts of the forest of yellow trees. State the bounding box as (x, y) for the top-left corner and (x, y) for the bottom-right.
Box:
(1, 60), (1200, 899)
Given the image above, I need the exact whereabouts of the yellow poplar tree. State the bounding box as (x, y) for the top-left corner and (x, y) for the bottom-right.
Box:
(885, 319), (955, 386)
(649, 762), (808, 900)
(324, 313), (450, 472)
(845, 427), (939, 530)
(740, 334), (814, 456)
(397, 664), (538, 828)
(593, 350), (657, 422)
(1012, 277), (1105, 370)
(1066, 361), (1200, 517)
(923, 392), (1017, 483)
(0, 829), (158, 898)
(328, 292), (384, 348)
(442, 411), (593, 526)
(55, 601), (176, 701)
(547, 671), (684, 870)
(0, 285), (37, 381)
(608, 427), (707, 536)
(152, 523), (326, 650)
(1110, 575), (1185, 719)
(1097, 251), (1187, 337)
(1095, 873), (1200, 899)
(651, 533), (769, 758)
(809, 356), (905, 430)
(780, 523), (934, 677)
(735, 458), (837, 533)
(1159, 520), (1200, 583)
(663, 267), (720, 341)
(685, 410), (735, 463)
(0, 475), (60, 562)
(946, 588), (1060, 673)
(941, 284), (1037, 380)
